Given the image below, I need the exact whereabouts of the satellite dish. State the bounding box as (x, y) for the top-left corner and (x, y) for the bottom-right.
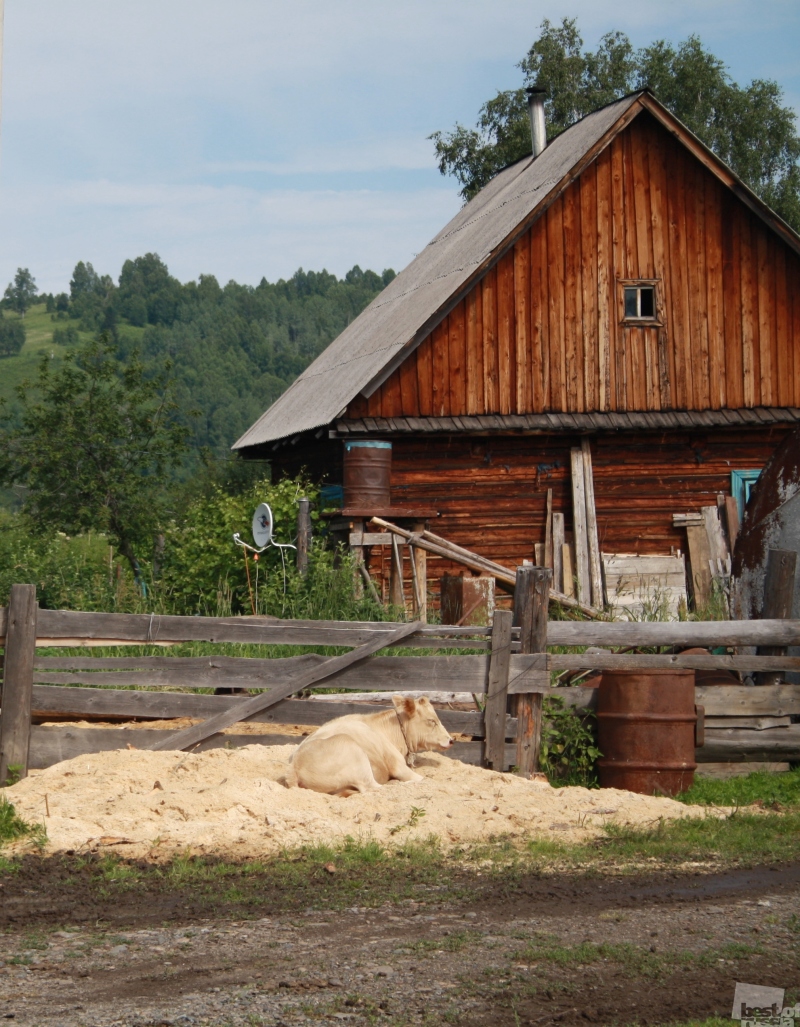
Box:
(252, 503), (273, 548)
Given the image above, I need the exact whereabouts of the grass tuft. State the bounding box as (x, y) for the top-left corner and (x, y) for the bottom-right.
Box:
(0, 796), (45, 848)
(678, 766), (800, 809)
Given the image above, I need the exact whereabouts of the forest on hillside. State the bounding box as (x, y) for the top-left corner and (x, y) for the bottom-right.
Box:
(2, 254), (395, 461)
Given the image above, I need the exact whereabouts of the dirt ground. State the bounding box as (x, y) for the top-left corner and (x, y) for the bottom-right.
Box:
(1, 857), (798, 1026)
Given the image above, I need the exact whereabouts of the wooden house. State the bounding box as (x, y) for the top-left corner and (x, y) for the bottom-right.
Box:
(234, 90), (800, 611)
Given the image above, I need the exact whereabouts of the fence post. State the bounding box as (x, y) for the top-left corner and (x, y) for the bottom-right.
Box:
(0, 584), (38, 785)
(756, 548), (797, 686)
(483, 609), (512, 771)
(296, 498), (311, 577)
(512, 565), (551, 778)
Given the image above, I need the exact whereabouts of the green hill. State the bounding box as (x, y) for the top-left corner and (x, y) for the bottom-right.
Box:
(0, 257), (394, 467)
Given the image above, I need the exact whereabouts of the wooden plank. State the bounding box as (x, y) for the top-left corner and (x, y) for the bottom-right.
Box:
(448, 300), (467, 416)
(668, 139), (694, 408)
(483, 609), (512, 771)
(594, 149), (613, 410)
(686, 159), (710, 408)
(411, 521), (428, 623)
(610, 136), (627, 410)
(685, 524), (713, 608)
(646, 124), (674, 408)
(724, 495), (740, 549)
(701, 506), (729, 569)
(465, 288), (482, 414)
(543, 488), (553, 569)
(757, 230), (773, 405)
(704, 169), (725, 408)
(149, 621), (424, 752)
(570, 447), (591, 605)
(562, 543), (576, 599)
(482, 266), (499, 412)
(696, 684), (800, 717)
(546, 619), (800, 648)
(296, 498), (311, 576)
(552, 512), (565, 593)
(350, 533), (392, 546)
(756, 548), (797, 685)
(562, 180), (583, 410)
(704, 716), (792, 730)
(397, 346), (420, 416)
(548, 653), (800, 672)
(737, 210), (756, 406)
(580, 166), (598, 411)
(529, 224), (547, 411)
(496, 249), (515, 415)
(0, 585), (38, 784)
(698, 725), (800, 762)
(27, 725), (515, 772)
(416, 334), (434, 417)
(431, 317), (449, 417)
(581, 439), (603, 609)
(512, 566), (551, 777)
(546, 198), (567, 409)
(514, 232), (531, 413)
(31, 688), (492, 738)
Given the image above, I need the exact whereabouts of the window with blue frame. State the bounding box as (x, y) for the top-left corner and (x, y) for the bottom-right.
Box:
(731, 469), (762, 520)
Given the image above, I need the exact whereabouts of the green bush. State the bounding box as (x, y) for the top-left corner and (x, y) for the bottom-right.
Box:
(540, 695), (601, 787)
(159, 475), (321, 615)
(0, 510), (144, 611)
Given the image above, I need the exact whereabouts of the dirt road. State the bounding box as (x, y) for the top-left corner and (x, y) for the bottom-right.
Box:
(1, 861), (798, 1025)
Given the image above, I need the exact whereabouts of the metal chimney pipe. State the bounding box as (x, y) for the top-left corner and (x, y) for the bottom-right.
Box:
(526, 86), (547, 158)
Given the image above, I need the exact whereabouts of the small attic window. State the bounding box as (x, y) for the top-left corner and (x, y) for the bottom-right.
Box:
(622, 283), (657, 321)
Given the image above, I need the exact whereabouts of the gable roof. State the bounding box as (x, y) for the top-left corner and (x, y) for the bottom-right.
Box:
(233, 91), (800, 451)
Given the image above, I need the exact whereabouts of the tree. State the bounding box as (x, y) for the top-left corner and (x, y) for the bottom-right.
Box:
(430, 19), (800, 232)
(0, 315), (25, 357)
(3, 268), (38, 318)
(0, 337), (190, 581)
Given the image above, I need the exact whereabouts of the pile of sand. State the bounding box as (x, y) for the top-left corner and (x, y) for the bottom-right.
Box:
(5, 745), (710, 859)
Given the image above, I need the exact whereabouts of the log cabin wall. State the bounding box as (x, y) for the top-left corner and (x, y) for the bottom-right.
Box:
(273, 425), (792, 604)
(347, 111), (800, 421)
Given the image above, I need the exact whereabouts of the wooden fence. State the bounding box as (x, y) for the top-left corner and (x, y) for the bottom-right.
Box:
(1, 576), (800, 784)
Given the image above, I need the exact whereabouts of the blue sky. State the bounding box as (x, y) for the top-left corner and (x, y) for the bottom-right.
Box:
(1, 0), (798, 295)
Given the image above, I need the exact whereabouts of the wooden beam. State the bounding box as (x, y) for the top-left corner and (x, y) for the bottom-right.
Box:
(0, 584), (38, 784)
(411, 521), (428, 622)
(148, 620), (423, 752)
(296, 498), (311, 577)
(552, 512), (564, 593)
(686, 523), (713, 609)
(512, 565), (552, 777)
(483, 609), (512, 771)
(570, 447), (591, 606)
(581, 439), (603, 609)
(546, 618), (800, 648)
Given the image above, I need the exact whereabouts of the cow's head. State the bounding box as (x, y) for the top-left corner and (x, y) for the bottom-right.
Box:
(392, 695), (453, 753)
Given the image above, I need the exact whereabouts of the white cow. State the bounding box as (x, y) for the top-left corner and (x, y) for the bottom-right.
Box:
(286, 695), (453, 796)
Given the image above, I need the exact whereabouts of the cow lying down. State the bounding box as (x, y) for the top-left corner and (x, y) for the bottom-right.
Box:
(286, 695), (453, 796)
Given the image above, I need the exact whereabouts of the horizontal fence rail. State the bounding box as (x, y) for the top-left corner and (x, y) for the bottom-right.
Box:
(4, 608), (800, 651)
(3, 598), (800, 779)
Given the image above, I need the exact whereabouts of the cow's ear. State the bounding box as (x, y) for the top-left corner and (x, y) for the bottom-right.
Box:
(403, 697), (416, 717)
(391, 695), (406, 712)
(418, 696), (431, 705)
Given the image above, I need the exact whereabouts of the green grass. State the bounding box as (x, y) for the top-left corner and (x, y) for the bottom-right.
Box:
(0, 303), (144, 411)
(0, 796), (45, 848)
(2, 806), (798, 919)
(512, 935), (764, 979)
(679, 766), (800, 809)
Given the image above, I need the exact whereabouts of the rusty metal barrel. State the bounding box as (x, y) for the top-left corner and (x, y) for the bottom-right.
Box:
(596, 670), (697, 796)
(343, 440), (392, 509)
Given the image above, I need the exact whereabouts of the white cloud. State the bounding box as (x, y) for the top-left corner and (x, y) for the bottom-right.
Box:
(0, 178), (461, 292)
(0, 0), (796, 295)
